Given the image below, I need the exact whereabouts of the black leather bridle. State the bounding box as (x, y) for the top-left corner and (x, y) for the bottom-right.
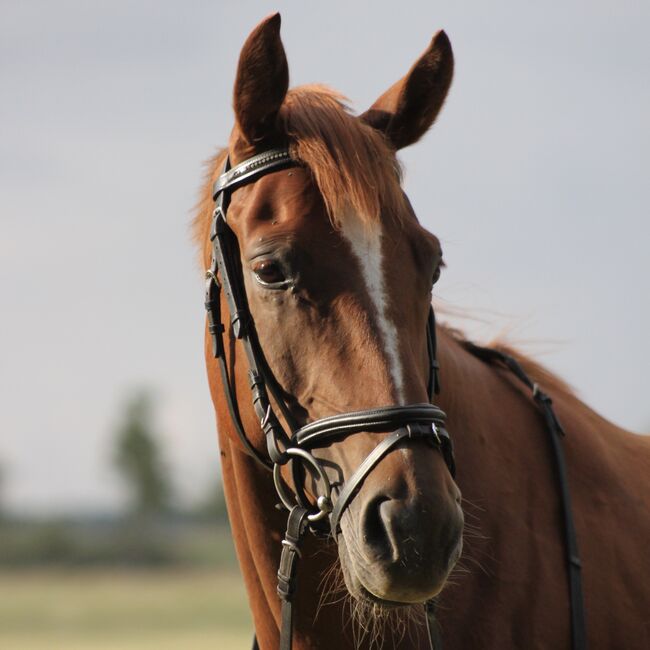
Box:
(204, 147), (586, 650)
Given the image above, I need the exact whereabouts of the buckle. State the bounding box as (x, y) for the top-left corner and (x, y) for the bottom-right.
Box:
(272, 448), (333, 523)
(431, 422), (441, 446)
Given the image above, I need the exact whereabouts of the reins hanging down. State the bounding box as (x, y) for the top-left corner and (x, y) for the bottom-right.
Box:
(204, 147), (585, 650)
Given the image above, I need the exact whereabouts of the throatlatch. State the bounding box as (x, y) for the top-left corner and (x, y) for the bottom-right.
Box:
(204, 147), (585, 650)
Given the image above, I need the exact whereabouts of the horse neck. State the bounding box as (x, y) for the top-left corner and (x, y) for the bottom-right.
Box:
(434, 326), (566, 543)
(432, 327), (585, 644)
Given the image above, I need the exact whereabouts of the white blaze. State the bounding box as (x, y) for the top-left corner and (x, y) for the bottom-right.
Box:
(340, 213), (406, 404)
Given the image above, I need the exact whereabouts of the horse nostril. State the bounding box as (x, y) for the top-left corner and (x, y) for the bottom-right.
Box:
(361, 494), (419, 562)
(378, 497), (418, 562)
(360, 493), (456, 563)
(360, 495), (392, 555)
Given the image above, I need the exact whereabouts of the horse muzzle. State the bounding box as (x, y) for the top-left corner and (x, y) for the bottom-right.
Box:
(336, 447), (464, 605)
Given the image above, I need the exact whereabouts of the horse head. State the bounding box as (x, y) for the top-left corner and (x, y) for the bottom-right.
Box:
(204, 12), (463, 610)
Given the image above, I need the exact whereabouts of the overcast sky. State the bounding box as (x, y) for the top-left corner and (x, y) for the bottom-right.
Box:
(1, 1), (648, 514)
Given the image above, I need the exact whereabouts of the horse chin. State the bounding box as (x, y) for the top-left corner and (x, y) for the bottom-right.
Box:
(336, 531), (463, 608)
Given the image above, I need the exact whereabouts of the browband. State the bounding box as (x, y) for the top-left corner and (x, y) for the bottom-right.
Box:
(212, 148), (297, 201)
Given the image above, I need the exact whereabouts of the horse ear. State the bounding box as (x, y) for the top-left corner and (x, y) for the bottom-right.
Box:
(233, 13), (289, 145)
(360, 30), (453, 150)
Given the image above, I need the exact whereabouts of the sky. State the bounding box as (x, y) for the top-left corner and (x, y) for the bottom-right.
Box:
(1, 1), (648, 514)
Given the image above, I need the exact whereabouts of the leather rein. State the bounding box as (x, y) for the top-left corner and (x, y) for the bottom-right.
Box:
(204, 147), (586, 650)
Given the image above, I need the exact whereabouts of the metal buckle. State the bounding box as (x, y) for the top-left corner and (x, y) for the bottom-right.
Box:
(260, 404), (272, 429)
(204, 268), (220, 291)
(431, 421), (441, 446)
(273, 448), (333, 523)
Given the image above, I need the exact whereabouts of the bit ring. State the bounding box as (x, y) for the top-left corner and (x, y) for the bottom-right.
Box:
(273, 448), (333, 522)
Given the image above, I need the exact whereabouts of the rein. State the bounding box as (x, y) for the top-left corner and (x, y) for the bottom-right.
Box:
(204, 147), (586, 650)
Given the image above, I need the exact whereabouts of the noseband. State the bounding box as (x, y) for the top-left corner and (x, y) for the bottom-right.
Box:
(204, 147), (586, 650)
(205, 147), (454, 648)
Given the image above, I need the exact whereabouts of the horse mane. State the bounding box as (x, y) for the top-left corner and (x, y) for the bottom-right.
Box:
(193, 149), (227, 268)
(490, 340), (576, 397)
(280, 85), (406, 227)
(442, 323), (577, 401)
(192, 85), (407, 265)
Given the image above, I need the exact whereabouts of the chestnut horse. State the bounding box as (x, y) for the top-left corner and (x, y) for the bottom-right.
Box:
(194, 14), (650, 650)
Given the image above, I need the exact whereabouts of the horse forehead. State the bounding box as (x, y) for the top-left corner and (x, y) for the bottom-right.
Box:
(248, 167), (318, 212)
(231, 166), (430, 272)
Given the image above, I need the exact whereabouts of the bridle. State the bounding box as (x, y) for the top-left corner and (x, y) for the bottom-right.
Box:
(204, 147), (586, 650)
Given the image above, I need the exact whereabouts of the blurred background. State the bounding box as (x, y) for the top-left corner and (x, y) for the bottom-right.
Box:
(1, 1), (648, 648)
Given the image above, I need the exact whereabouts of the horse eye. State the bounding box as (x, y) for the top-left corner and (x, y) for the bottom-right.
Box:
(432, 265), (441, 286)
(252, 260), (287, 287)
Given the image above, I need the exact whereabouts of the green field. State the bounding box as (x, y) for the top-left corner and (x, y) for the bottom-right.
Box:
(0, 569), (253, 650)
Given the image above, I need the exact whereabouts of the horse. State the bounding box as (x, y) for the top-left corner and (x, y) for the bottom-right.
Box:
(194, 13), (650, 650)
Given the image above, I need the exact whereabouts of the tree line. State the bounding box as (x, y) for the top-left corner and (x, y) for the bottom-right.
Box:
(0, 390), (233, 568)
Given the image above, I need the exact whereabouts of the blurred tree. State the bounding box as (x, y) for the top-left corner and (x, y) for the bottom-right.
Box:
(114, 391), (171, 518)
